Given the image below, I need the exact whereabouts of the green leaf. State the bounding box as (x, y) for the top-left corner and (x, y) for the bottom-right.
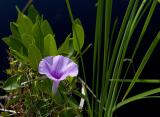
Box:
(10, 22), (21, 39)
(3, 75), (22, 91)
(16, 8), (33, 35)
(72, 19), (84, 51)
(2, 36), (27, 56)
(10, 49), (27, 62)
(28, 44), (42, 71)
(123, 32), (160, 101)
(58, 34), (74, 56)
(114, 87), (160, 111)
(27, 5), (40, 23)
(41, 20), (54, 36)
(43, 34), (57, 56)
(21, 33), (35, 49)
(32, 18), (44, 53)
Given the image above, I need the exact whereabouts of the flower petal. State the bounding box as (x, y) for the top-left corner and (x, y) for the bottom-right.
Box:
(39, 55), (78, 81)
(39, 57), (57, 80)
(60, 60), (78, 80)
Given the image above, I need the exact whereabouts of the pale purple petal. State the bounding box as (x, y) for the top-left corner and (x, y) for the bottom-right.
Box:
(38, 55), (78, 93)
(60, 62), (78, 80)
(52, 81), (60, 93)
(39, 57), (57, 80)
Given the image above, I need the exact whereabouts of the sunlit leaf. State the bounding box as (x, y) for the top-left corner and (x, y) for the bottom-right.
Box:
(32, 17), (44, 53)
(72, 19), (84, 51)
(2, 36), (28, 57)
(41, 20), (54, 36)
(28, 44), (42, 71)
(27, 5), (40, 23)
(16, 7), (33, 35)
(58, 34), (74, 56)
(43, 34), (57, 56)
(21, 33), (35, 49)
(10, 22), (21, 39)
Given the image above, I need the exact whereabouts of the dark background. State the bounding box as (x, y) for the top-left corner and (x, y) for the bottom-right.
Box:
(1, 0), (160, 116)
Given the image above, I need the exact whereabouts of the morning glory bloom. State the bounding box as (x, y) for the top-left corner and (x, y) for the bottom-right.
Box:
(38, 55), (78, 93)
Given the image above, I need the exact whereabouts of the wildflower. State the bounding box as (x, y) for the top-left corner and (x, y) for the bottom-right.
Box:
(38, 55), (78, 93)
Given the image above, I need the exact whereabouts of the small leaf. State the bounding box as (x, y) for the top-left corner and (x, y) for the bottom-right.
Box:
(2, 36), (27, 56)
(10, 49), (27, 62)
(43, 34), (57, 56)
(32, 18), (44, 53)
(41, 20), (54, 36)
(72, 19), (84, 51)
(21, 33), (35, 49)
(16, 8), (33, 35)
(28, 44), (42, 71)
(10, 22), (21, 39)
(58, 34), (74, 56)
(27, 5), (40, 23)
(3, 75), (22, 91)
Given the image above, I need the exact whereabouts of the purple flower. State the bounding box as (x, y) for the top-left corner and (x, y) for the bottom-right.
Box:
(38, 55), (78, 93)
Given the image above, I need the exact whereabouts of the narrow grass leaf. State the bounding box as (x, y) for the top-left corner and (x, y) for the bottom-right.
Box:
(114, 87), (160, 111)
(123, 32), (160, 100)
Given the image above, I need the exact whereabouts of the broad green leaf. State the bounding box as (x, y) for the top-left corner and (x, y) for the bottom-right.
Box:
(58, 34), (74, 56)
(3, 75), (22, 91)
(41, 20), (54, 36)
(27, 5), (40, 23)
(21, 33), (35, 49)
(16, 8), (33, 35)
(72, 19), (84, 51)
(32, 18), (44, 53)
(43, 34), (57, 56)
(28, 44), (42, 71)
(10, 22), (21, 39)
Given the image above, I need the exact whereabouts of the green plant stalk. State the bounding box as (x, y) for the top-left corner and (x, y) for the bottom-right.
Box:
(92, 0), (104, 115)
(106, 1), (147, 115)
(98, 0), (112, 116)
(98, 0), (135, 116)
(65, 0), (92, 116)
(108, 18), (118, 63)
(109, 79), (160, 83)
(122, 31), (160, 101)
(96, 0), (104, 101)
(104, 0), (144, 115)
(22, 0), (33, 13)
(101, 0), (112, 90)
(115, 0), (156, 105)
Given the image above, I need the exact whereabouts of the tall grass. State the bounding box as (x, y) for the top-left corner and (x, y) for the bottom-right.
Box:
(66, 0), (160, 116)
